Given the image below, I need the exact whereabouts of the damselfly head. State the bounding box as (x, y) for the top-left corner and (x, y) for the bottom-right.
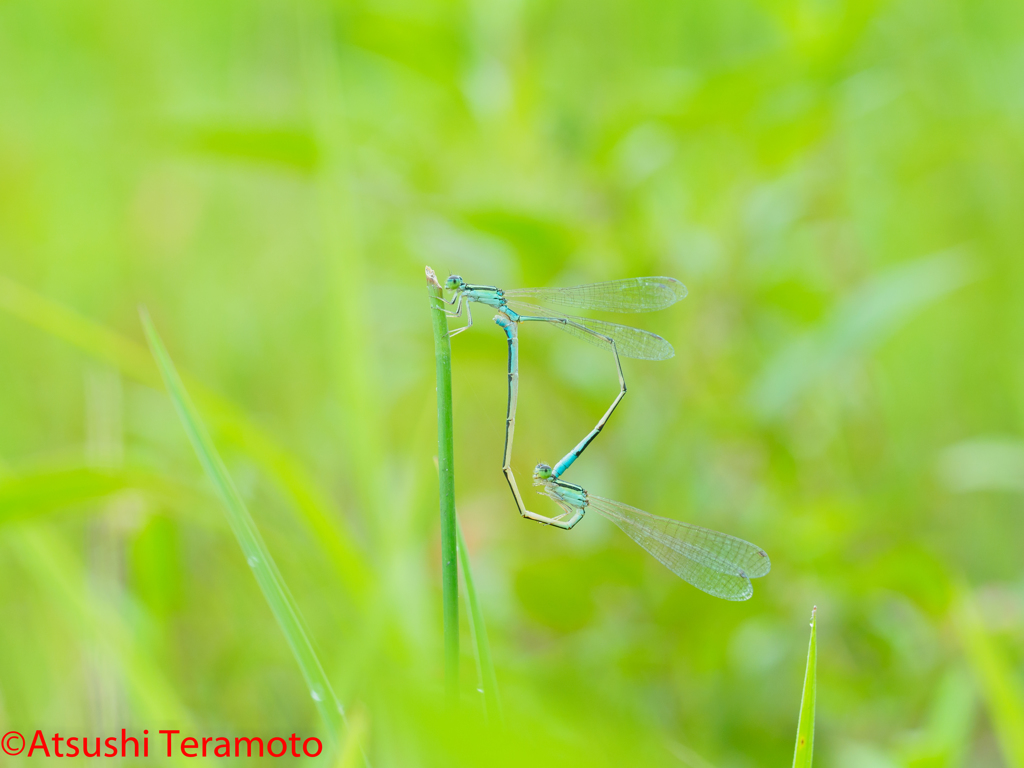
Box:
(444, 274), (463, 291)
(533, 463), (553, 482)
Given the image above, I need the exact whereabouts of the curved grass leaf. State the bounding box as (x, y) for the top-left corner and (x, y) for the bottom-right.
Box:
(0, 275), (368, 595)
(141, 308), (346, 745)
(792, 606), (817, 768)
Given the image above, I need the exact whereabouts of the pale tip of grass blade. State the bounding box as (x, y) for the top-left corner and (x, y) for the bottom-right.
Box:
(792, 605), (817, 768)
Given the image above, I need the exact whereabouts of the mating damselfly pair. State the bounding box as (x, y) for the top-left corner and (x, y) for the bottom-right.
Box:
(439, 274), (770, 601)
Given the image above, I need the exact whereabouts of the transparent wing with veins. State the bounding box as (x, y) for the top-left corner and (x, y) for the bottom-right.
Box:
(506, 301), (674, 360)
(578, 492), (769, 601)
(504, 277), (687, 313)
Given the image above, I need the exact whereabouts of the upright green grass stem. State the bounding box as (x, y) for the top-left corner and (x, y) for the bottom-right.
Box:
(426, 266), (459, 703)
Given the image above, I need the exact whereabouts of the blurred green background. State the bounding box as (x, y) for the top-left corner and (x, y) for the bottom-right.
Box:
(2, 0), (1024, 765)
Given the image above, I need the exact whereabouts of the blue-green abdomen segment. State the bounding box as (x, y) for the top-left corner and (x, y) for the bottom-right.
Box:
(552, 437), (589, 478)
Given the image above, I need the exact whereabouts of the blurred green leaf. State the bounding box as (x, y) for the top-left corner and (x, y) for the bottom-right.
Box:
(0, 466), (169, 525)
(131, 513), (184, 617)
(11, 526), (203, 767)
(938, 438), (1024, 493)
(898, 666), (975, 767)
(955, 589), (1024, 767)
(461, 208), (577, 271)
(342, 11), (466, 83)
(751, 249), (977, 418)
(170, 124), (320, 172)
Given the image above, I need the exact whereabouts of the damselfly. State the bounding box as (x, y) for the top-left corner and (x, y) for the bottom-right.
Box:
(532, 463), (771, 601)
(442, 275), (685, 479)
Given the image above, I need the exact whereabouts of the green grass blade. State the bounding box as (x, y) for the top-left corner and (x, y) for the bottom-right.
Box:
(457, 517), (502, 723)
(426, 267), (459, 704)
(956, 589), (1024, 767)
(0, 466), (178, 526)
(140, 308), (346, 745)
(11, 527), (210, 766)
(792, 606), (818, 768)
(333, 707), (370, 768)
(0, 275), (368, 595)
(0, 275), (158, 384)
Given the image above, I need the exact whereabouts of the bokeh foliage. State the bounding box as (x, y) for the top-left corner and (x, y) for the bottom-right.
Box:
(2, 0), (1024, 765)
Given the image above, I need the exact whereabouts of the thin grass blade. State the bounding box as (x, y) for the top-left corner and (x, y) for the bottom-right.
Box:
(955, 588), (1024, 767)
(792, 606), (818, 768)
(0, 275), (368, 595)
(140, 308), (346, 745)
(457, 516), (502, 723)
